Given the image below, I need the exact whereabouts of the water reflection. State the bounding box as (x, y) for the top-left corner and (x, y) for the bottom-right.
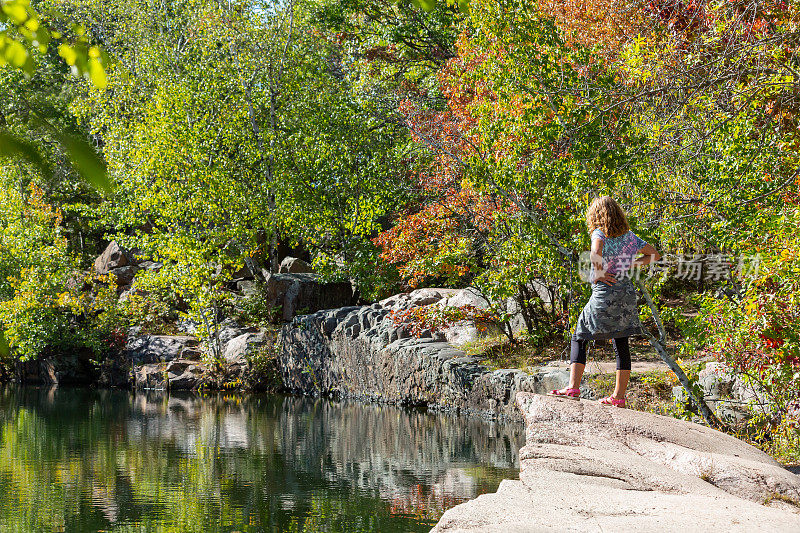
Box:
(0, 387), (523, 532)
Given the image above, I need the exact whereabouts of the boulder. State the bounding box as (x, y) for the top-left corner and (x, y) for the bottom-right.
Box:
(17, 354), (96, 385)
(138, 260), (163, 272)
(134, 359), (208, 390)
(236, 280), (260, 297)
(697, 361), (736, 398)
(110, 265), (139, 286)
(176, 318), (200, 336)
(278, 256), (314, 274)
(94, 241), (130, 275)
(97, 349), (136, 388)
(215, 262), (257, 280)
(278, 299), (570, 419)
(123, 335), (199, 364)
(263, 273), (353, 322)
(134, 364), (166, 390)
(438, 321), (479, 346)
(65, 271), (91, 292)
(118, 285), (149, 303)
(440, 287), (490, 310)
(377, 287), (525, 346)
(673, 361), (767, 424)
(166, 359), (206, 390)
(215, 318), (250, 347)
(223, 332), (265, 364)
(378, 288), (460, 310)
(432, 393), (800, 532)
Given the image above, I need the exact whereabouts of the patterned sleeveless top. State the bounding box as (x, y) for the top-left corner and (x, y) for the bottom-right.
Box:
(591, 229), (648, 278)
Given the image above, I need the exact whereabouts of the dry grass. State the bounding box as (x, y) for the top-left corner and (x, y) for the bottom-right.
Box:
(461, 334), (553, 371)
(763, 493), (800, 510)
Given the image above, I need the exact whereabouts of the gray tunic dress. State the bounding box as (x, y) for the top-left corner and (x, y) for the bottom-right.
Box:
(572, 229), (647, 341)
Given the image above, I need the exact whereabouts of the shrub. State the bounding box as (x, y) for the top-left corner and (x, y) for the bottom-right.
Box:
(0, 187), (130, 362)
(390, 303), (499, 338)
(700, 210), (800, 462)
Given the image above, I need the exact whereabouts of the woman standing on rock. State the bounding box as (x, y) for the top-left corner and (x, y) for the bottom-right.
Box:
(549, 196), (661, 407)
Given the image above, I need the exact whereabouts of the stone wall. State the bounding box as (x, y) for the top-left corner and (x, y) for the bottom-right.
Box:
(278, 289), (570, 421)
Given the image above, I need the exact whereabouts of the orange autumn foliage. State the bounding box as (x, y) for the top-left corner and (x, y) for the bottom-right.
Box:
(538, 0), (650, 57)
(374, 37), (506, 288)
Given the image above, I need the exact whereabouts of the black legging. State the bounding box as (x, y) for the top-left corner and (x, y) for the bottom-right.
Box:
(570, 337), (631, 371)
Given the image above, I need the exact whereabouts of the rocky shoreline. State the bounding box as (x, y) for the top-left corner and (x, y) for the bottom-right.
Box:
(6, 279), (574, 422)
(279, 288), (570, 421)
(17, 241), (760, 427)
(6, 279), (766, 426)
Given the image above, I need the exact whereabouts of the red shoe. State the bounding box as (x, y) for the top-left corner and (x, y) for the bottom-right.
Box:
(548, 387), (581, 400)
(599, 395), (626, 408)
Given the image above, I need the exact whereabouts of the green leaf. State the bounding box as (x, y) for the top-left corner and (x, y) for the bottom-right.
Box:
(0, 329), (9, 359)
(0, 130), (47, 173)
(0, 130), (113, 194)
(2, 39), (32, 72)
(2, 1), (29, 25)
(411, 0), (436, 12)
(57, 133), (113, 194)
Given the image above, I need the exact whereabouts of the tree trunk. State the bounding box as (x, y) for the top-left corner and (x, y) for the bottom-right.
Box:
(634, 278), (725, 430)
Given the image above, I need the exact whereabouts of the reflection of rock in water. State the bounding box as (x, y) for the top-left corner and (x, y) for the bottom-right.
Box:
(123, 391), (524, 500)
(127, 391), (256, 451)
(274, 396), (523, 500)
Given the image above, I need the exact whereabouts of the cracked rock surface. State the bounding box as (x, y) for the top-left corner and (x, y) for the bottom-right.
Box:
(431, 393), (800, 532)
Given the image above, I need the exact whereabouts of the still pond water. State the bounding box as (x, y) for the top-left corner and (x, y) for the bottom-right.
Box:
(0, 387), (524, 532)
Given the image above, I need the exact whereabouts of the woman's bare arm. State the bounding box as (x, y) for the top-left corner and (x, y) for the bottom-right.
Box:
(632, 243), (661, 267)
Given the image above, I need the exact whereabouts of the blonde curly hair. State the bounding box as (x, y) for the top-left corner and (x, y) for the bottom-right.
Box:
(586, 196), (630, 238)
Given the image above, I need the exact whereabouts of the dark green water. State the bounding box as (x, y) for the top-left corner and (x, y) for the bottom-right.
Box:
(0, 387), (523, 532)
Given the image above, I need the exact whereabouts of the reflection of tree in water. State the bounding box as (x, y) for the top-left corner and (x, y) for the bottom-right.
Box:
(0, 387), (523, 532)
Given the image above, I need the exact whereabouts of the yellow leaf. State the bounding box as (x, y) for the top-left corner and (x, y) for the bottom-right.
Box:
(88, 58), (107, 89)
(4, 40), (29, 68)
(3, 4), (29, 25)
(58, 43), (77, 65)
